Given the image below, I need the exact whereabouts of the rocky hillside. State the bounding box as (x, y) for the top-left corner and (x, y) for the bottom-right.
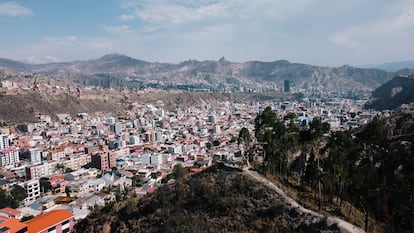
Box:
(0, 89), (283, 124)
(0, 54), (404, 91)
(365, 75), (414, 110)
(74, 164), (341, 233)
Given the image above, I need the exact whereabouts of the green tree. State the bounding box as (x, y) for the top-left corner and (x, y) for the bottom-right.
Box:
(172, 164), (188, 180)
(303, 150), (317, 190)
(10, 185), (27, 205)
(254, 106), (288, 176)
(0, 188), (13, 208)
(39, 177), (52, 193)
(65, 186), (71, 197)
(238, 127), (252, 148)
(322, 130), (359, 207)
(355, 118), (391, 231)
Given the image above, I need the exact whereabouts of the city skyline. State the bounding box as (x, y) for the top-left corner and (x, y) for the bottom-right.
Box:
(0, 0), (413, 66)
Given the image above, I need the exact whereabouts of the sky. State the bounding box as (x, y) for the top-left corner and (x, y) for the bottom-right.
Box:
(0, 0), (413, 66)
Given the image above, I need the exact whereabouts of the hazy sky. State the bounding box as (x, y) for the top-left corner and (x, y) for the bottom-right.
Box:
(0, 0), (413, 66)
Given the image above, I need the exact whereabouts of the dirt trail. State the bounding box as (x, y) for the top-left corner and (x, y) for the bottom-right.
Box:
(243, 166), (365, 233)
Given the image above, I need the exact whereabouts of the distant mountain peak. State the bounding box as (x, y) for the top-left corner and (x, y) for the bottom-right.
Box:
(99, 53), (129, 60)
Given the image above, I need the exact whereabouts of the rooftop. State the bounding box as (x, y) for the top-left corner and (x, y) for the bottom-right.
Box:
(0, 218), (27, 233)
(0, 207), (21, 216)
(25, 209), (73, 233)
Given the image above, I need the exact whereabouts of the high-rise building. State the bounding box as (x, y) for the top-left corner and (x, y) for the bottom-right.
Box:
(29, 148), (42, 164)
(91, 152), (116, 170)
(284, 80), (290, 92)
(0, 148), (19, 168)
(0, 134), (9, 150)
(110, 123), (122, 134)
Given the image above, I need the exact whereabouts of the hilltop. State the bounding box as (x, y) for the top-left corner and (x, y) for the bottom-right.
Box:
(365, 75), (414, 110)
(74, 163), (344, 233)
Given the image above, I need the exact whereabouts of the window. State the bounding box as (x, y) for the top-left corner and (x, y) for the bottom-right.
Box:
(63, 228), (70, 233)
(48, 226), (56, 232)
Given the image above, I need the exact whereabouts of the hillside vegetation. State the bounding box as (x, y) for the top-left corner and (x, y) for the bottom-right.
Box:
(75, 164), (341, 233)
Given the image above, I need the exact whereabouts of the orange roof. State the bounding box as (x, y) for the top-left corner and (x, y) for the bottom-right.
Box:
(26, 210), (73, 233)
(0, 207), (21, 216)
(0, 218), (27, 232)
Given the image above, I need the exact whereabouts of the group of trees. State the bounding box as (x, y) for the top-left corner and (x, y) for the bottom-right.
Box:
(252, 106), (414, 232)
(0, 185), (27, 209)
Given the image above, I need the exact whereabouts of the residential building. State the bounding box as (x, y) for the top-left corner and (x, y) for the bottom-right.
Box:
(25, 209), (74, 233)
(0, 217), (27, 233)
(62, 154), (90, 171)
(109, 123), (122, 134)
(0, 207), (22, 219)
(20, 180), (40, 206)
(25, 161), (58, 180)
(28, 148), (42, 164)
(0, 134), (9, 150)
(91, 152), (116, 171)
(129, 135), (140, 145)
(0, 148), (19, 168)
(48, 149), (65, 161)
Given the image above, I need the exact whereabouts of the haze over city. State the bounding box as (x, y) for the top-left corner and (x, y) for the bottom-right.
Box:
(1, 0), (413, 66)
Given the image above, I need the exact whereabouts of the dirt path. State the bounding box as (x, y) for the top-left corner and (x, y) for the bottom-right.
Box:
(244, 167), (365, 233)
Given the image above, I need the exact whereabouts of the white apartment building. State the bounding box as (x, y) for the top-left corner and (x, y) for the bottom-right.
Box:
(0, 134), (10, 150)
(0, 148), (19, 168)
(21, 179), (40, 206)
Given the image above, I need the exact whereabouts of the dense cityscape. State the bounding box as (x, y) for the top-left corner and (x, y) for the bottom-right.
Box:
(0, 74), (382, 232)
(1, 1), (414, 232)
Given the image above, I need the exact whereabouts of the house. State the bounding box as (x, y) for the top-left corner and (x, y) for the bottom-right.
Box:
(75, 193), (111, 210)
(0, 207), (22, 219)
(64, 168), (89, 181)
(69, 180), (88, 198)
(113, 176), (132, 192)
(87, 178), (110, 192)
(25, 209), (74, 233)
(49, 176), (65, 194)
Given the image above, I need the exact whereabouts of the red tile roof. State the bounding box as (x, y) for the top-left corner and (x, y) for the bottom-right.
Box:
(0, 207), (21, 216)
(26, 209), (73, 233)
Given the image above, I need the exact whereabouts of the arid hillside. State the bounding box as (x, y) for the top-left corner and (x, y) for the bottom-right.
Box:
(0, 89), (287, 124)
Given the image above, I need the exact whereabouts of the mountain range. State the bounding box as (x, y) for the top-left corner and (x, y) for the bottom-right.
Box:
(1, 54), (414, 92)
(372, 60), (414, 72)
